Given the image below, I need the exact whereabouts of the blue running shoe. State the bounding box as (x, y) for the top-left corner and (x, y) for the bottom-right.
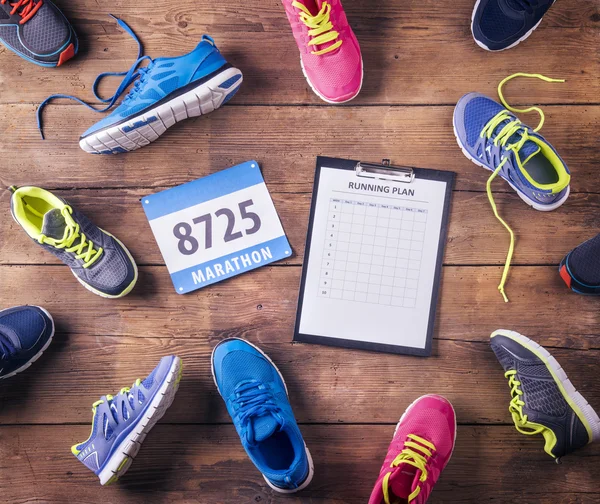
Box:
(0, 305), (54, 379)
(559, 233), (600, 295)
(453, 73), (570, 302)
(212, 338), (314, 493)
(0, 0), (77, 67)
(37, 16), (242, 155)
(72, 355), (182, 485)
(471, 0), (556, 52)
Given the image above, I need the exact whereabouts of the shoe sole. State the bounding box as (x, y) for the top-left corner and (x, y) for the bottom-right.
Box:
(470, 0), (554, 52)
(98, 356), (183, 485)
(452, 117), (570, 211)
(210, 338), (314, 493)
(299, 56), (363, 104)
(491, 329), (600, 445)
(79, 66), (243, 154)
(0, 306), (54, 380)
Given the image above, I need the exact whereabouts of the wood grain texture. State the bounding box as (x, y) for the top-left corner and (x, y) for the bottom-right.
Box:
(0, 0), (598, 105)
(1, 0), (600, 502)
(0, 425), (598, 504)
(1, 105), (600, 192)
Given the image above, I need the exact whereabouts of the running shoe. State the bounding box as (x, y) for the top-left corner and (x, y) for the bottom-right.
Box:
(72, 356), (182, 485)
(368, 395), (456, 504)
(10, 186), (138, 298)
(559, 233), (600, 295)
(0, 0), (77, 66)
(454, 73), (570, 302)
(282, 0), (362, 103)
(211, 338), (314, 493)
(491, 330), (600, 459)
(37, 16), (242, 155)
(0, 305), (54, 380)
(472, 0), (556, 52)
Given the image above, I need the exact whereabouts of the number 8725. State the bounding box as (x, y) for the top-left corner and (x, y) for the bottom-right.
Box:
(173, 199), (262, 255)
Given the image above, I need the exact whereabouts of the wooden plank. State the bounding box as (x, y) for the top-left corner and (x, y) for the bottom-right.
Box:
(0, 335), (597, 425)
(1, 265), (598, 348)
(0, 425), (598, 503)
(2, 188), (600, 267)
(1, 105), (599, 192)
(0, 1), (597, 105)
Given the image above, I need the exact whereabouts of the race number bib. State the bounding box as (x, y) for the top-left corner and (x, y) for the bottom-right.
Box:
(143, 161), (291, 294)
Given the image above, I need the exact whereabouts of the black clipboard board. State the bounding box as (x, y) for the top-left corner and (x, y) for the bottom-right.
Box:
(294, 156), (455, 356)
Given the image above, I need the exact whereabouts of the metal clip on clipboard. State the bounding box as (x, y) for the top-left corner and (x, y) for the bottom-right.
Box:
(355, 159), (415, 184)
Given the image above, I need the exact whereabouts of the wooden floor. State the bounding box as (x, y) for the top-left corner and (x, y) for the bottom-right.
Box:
(1, 0), (600, 502)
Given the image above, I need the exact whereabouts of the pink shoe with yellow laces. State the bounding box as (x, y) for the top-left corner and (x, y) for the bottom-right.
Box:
(368, 395), (457, 504)
(282, 0), (363, 103)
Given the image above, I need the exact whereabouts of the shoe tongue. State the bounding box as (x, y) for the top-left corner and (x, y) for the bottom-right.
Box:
(517, 140), (541, 167)
(387, 465), (419, 502)
(41, 208), (67, 240)
(251, 414), (281, 442)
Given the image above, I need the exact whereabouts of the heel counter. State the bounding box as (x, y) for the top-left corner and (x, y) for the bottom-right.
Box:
(190, 45), (228, 83)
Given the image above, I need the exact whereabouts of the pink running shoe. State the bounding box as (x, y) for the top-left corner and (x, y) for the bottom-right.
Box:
(282, 0), (363, 103)
(368, 395), (457, 504)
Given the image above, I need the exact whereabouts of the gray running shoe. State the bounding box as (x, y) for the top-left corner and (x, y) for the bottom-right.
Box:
(10, 186), (137, 298)
(0, 0), (78, 67)
(491, 329), (600, 459)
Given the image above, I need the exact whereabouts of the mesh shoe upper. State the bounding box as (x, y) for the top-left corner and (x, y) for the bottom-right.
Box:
(0, 306), (54, 378)
(0, 0), (77, 66)
(472, 0), (555, 51)
(563, 233), (600, 287)
(490, 332), (591, 458)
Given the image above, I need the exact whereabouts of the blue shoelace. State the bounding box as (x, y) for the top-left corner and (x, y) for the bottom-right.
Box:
(508, 0), (539, 12)
(234, 381), (281, 445)
(37, 15), (153, 139)
(0, 332), (16, 359)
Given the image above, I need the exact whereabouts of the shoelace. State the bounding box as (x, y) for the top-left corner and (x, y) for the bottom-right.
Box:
(382, 434), (435, 504)
(233, 381), (281, 445)
(505, 370), (545, 435)
(36, 15), (149, 139)
(39, 206), (103, 268)
(0, 0), (42, 24)
(509, 0), (539, 13)
(482, 72), (565, 302)
(92, 379), (143, 415)
(292, 1), (342, 56)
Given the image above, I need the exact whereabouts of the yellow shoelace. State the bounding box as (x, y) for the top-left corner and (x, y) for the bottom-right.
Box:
(38, 206), (103, 268)
(482, 73), (565, 302)
(382, 434), (435, 504)
(292, 1), (342, 55)
(505, 370), (545, 435)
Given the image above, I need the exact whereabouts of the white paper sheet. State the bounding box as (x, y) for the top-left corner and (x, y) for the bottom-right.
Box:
(298, 166), (449, 351)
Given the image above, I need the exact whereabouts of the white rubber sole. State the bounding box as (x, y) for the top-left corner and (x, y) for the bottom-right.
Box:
(0, 306), (54, 380)
(80, 66), (243, 154)
(211, 338), (314, 494)
(471, 0), (552, 52)
(97, 356), (183, 485)
(299, 56), (363, 104)
(491, 330), (600, 444)
(452, 118), (570, 212)
(72, 229), (139, 299)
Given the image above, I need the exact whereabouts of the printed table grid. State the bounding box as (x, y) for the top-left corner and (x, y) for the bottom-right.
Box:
(318, 198), (427, 307)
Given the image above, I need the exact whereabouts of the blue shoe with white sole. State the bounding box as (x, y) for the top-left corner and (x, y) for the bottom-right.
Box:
(38, 16), (242, 154)
(0, 305), (54, 380)
(72, 355), (182, 485)
(212, 338), (314, 493)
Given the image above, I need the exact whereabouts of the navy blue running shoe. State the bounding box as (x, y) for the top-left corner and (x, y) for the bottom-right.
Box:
(472, 0), (556, 51)
(0, 0), (77, 66)
(72, 355), (183, 485)
(38, 16), (242, 154)
(212, 338), (314, 493)
(559, 233), (600, 295)
(0, 305), (54, 380)
(491, 330), (600, 459)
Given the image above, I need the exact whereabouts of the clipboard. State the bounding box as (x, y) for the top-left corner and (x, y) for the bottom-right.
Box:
(294, 156), (455, 356)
